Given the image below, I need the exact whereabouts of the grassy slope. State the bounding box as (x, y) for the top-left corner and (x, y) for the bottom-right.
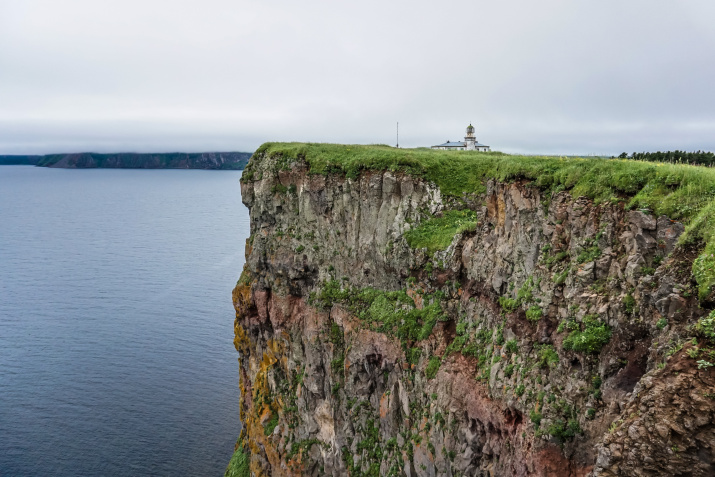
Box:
(252, 142), (715, 298)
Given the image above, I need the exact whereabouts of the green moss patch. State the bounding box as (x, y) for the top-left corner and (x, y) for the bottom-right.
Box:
(263, 412), (279, 436)
(404, 210), (477, 254)
(309, 280), (446, 350)
(562, 315), (612, 354)
(695, 311), (715, 343)
(224, 444), (250, 477)
(425, 356), (441, 379)
(545, 419), (582, 443)
(535, 344), (560, 368)
(526, 306), (543, 322)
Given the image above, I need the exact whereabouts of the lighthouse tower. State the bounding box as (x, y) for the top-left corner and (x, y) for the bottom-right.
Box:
(465, 124), (476, 150)
(430, 123), (490, 151)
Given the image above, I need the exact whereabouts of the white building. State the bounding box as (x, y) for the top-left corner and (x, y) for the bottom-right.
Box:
(432, 124), (490, 151)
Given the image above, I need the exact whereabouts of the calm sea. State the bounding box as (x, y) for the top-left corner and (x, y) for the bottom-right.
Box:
(0, 166), (248, 476)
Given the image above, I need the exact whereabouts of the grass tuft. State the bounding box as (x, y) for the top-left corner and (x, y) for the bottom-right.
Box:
(526, 306), (543, 322)
(263, 413), (279, 436)
(425, 356), (441, 379)
(404, 210), (477, 254)
(695, 310), (715, 343)
(224, 444), (250, 477)
(562, 315), (612, 354)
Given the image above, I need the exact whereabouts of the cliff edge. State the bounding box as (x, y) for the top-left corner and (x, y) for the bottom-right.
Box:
(227, 143), (715, 477)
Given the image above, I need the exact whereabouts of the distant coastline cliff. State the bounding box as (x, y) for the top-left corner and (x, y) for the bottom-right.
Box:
(0, 152), (253, 169)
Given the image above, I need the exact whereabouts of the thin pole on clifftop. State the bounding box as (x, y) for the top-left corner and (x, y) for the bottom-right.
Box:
(396, 122), (399, 148)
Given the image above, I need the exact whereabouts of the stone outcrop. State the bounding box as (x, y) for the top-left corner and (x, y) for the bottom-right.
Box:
(228, 152), (715, 477)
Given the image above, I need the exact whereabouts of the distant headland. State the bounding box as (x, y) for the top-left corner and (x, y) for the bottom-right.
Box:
(0, 152), (253, 170)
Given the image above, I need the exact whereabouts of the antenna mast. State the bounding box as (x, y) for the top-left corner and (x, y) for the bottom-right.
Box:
(396, 122), (399, 148)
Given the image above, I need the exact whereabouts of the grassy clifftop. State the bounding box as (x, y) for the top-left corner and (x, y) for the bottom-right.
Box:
(248, 142), (715, 298)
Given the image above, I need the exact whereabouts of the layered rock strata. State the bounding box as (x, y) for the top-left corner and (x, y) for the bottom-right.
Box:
(228, 152), (715, 477)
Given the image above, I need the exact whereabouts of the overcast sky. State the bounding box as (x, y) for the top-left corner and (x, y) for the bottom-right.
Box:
(1, 0), (715, 155)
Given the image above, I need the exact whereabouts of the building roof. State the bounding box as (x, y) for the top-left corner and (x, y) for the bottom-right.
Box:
(432, 141), (490, 148)
(433, 141), (466, 148)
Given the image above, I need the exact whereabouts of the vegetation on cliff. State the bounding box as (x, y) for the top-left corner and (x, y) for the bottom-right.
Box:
(233, 143), (715, 476)
(248, 142), (715, 298)
(309, 280), (445, 351)
(618, 150), (715, 166)
(225, 444), (250, 477)
(404, 210), (477, 254)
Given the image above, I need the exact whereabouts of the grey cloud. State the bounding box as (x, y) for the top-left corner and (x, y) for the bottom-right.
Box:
(1, 0), (714, 155)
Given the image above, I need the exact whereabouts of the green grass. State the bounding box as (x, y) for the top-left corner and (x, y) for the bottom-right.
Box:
(622, 293), (636, 315)
(425, 356), (441, 379)
(404, 210), (477, 254)
(553, 266), (571, 285)
(535, 344), (560, 368)
(263, 412), (279, 436)
(499, 296), (519, 312)
(546, 419), (582, 442)
(288, 438), (320, 460)
(224, 445), (250, 477)
(329, 322), (343, 345)
(251, 142), (715, 299)
(309, 280), (445, 352)
(526, 306), (543, 322)
(695, 310), (715, 343)
(562, 315), (612, 354)
(331, 356), (344, 373)
(544, 251), (569, 268)
(499, 278), (536, 313)
(271, 183), (288, 194)
(577, 245), (601, 264)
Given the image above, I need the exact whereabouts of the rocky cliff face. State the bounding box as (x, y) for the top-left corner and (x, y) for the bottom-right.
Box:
(228, 152), (715, 477)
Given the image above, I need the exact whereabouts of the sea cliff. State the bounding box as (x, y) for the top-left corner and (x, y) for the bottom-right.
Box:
(228, 143), (715, 476)
(0, 152), (251, 169)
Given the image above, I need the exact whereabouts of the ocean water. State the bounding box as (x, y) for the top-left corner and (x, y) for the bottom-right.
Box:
(0, 166), (248, 476)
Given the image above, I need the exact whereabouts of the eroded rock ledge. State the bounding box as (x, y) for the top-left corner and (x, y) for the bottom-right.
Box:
(227, 152), (715, 477)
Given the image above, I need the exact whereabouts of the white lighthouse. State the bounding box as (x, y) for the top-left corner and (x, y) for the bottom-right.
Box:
(431, 123), (490, 151)
(465, 124), (477, 150)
